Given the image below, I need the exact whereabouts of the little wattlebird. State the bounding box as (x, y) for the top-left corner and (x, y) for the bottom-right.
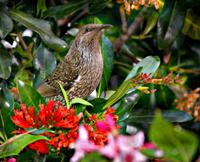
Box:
(37, 24), (112, 100)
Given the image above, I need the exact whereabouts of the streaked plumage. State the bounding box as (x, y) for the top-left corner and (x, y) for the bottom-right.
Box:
(37, 24), (111, 100)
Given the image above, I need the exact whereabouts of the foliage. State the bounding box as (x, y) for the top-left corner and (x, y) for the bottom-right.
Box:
(0, 0), (200, 161)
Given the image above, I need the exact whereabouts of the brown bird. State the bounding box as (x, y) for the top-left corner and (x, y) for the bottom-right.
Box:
(37, 24), (112, 100)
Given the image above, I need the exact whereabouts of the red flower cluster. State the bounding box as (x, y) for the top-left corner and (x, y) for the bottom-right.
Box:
(11, 101), (120, 154)
(11, 101), (82, 154)
(84, 108), (119, 146)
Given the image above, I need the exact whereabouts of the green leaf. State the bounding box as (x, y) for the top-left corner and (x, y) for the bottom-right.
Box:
(80, 152), (108, 162)
(0, 86), (15, 138)
(44, 0), (88, 19)
(126, 109), (192, 124)
(33, 45), (56, 88)
(98, 35), (114, 96)
(157, 0), (186, 49)
(125, 56), (160, 80)
(0, 43), (12, 79)
(182, 9), (200, 40)
(0, 8), (13, 39)
(10, 9), (67, 52)
(103, 56), (160, 108)
(103, 79), (132, 109)
(71, 98), (93, 107)
(143, 11), (159, 35)
(149, 112), (199, 162)
(36, 0), (47, 17)
(0, 133), (48, 158)
(57, 82), (70, 108)
(88, 98), (107, 113)
(18, 81), (46, 114)
(14, 69), (33, 86)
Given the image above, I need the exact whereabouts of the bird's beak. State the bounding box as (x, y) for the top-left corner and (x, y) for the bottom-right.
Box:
(99, 24), (112, 30)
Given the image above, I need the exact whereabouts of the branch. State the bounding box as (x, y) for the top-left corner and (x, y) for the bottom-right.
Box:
(114, 8), (146, 52)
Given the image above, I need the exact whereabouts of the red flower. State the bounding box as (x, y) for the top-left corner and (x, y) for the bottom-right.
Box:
(28, 140), (49, 154)
(11, 109), (32, 128)
(11, 100), (119, 154)
(11, 100), (82, 154)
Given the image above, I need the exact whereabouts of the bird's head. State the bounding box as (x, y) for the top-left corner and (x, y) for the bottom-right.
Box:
(75, 24), (112, 45)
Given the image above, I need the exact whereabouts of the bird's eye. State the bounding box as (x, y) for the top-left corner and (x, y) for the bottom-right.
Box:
(85, 28), (92, 33)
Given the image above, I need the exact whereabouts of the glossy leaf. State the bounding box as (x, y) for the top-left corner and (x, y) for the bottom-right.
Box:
(182, 9), (200, 40)
(88, 98), (107, 113)
(103, 79), (132, 109)
(157, 0), (186, 49)
(125, 56), (160, 80)
(10, 9), (67, 52)
(149, 112), (198, 162)
(33, 45), (56, 88)
(0, 133), (48, 158)
(103, 56), (160, 108)
(17, 81), (46, 113)
(143, 11), (159, 35)
(44, 0), (88, 19)
(71, 98), (93, 107)
(57, 82), (70, 108)
(126, 109), (193, 124)
(98, 35), (114, 96)
(0, 8), (13, 39)
(0, 43), (12, 79)
(0, 86), (15, 137)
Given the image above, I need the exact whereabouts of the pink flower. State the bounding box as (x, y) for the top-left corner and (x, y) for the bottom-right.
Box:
(100, 132), (147, 162)
(70, 126), (97, 162)
(71, 126), (147, 162)
(6, 158), (16, 162)
(96, 114), (118, 133)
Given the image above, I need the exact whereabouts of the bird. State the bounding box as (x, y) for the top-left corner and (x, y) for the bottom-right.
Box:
(37, 24), (112, 101)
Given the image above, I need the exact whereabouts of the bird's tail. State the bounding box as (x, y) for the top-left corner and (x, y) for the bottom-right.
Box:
(37, 82), (58, 97)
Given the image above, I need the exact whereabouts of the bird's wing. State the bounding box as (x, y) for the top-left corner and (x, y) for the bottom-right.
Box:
(37, 50), (80, 97)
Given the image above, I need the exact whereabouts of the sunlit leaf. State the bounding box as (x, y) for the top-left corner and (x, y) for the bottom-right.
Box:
(103, 56), (160, 108)
(103, 79), (132, 109)
(10, 9), (67, 52)
(0, 133), (48, 158)
(57, 82), (70, 108)
(149, 112), (198, 162)
(126, 56), (160, 80)
(143, 11), (159, 35)
(71, 98), (93, 107)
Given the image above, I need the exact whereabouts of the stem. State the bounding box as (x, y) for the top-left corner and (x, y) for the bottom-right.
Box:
(114, 8), (146, 52)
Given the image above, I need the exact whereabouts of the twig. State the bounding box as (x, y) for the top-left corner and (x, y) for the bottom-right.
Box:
(114, 8), (146, 52)
(18, 32), (27, 50)
(120, 6), (128, 34)
(18, 32), (33, 59)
